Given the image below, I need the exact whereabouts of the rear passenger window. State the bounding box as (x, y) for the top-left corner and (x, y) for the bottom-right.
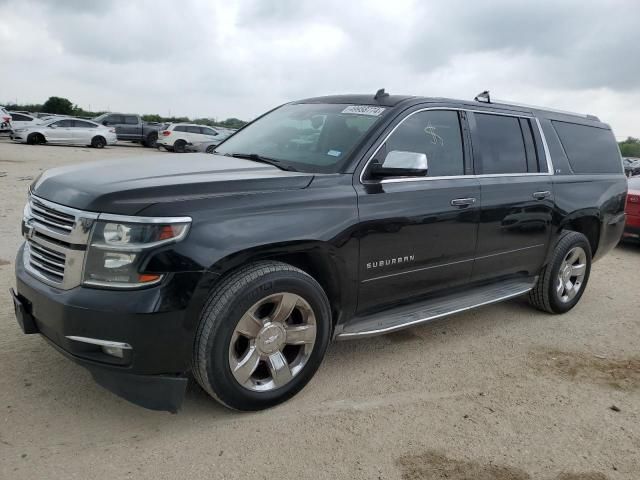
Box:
(187, 126), (201, 134)
(383, 110), (464, 177)
(73, 120), (97, 128)
(475, 114), (528, 174)
(11, 113), (30, 121)
(174, 125), (187, 132)
(552, 121), (622, 174)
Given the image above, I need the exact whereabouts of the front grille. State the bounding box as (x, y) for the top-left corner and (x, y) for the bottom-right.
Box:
(27, 240), (66, 282)
(23, 194), (98, 290)
(30, 197), (76, 233)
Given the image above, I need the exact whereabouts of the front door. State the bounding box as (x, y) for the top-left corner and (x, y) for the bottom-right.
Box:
(468, 111), (553, 281)
(355, 109), (480, 313)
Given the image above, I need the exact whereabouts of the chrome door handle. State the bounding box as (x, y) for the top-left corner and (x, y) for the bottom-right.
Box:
(450, 197), (476, 207)
(532, 191), (551, 200)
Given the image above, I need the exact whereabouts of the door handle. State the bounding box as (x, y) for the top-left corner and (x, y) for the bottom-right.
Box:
(532, 191), (551, 200)
(450, 197), (476, 207)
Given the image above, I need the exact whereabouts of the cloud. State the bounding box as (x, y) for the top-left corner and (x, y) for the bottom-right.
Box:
(0, 0), (638, 137)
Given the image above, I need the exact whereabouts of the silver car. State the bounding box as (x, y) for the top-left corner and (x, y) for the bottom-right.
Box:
(12, 117), (118, 148)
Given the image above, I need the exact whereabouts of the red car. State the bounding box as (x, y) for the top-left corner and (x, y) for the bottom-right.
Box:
(624, 177), (640, 240)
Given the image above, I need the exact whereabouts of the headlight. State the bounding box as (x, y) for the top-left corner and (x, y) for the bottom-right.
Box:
(83, 217), (191, 289)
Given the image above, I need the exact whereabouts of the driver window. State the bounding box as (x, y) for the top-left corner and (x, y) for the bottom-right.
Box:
(382, 110), (465, 177)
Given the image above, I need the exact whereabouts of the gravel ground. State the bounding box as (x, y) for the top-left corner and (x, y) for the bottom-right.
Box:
(0, 137), (638, 480)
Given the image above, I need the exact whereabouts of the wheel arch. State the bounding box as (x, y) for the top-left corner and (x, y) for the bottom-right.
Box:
(558, 211), (601, 256)
(205, 241), (346, 327)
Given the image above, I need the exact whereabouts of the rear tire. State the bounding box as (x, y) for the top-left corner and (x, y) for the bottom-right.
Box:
(174, 139), (186, 153)
(193, 261), (331, 411)
(91, 136), (106, 149)
(205, 144), (215, 154)
(528, 231), (592, 314)
(144, 132), (158, 148)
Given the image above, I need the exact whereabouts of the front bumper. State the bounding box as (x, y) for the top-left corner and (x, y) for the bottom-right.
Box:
(12, 245), (203, 412)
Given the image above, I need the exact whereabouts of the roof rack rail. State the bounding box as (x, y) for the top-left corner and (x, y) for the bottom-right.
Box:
(474, 94), (598, 120)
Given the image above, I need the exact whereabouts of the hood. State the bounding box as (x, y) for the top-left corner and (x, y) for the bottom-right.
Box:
(32, 153), (314, 214)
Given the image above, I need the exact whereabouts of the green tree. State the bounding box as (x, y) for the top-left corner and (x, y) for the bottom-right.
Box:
(42, 96), (74, 115)
(218, 117), (247, 129)
(619, 137), (640, 158)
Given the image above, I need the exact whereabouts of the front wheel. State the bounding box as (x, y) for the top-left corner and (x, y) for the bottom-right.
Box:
(193, 261), (331, 411)
(528, 231), (592, 314)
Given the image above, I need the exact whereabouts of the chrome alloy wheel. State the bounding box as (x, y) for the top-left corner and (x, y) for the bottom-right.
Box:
(556, 246), (587, 303)
(229, 292), (317, 392)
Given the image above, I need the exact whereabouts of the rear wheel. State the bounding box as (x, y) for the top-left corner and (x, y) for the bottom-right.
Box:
(144, 132), (158, 148)
(528, 231), (592, 313)
(174, 139), (187, 153)
(91, 136), (106, 149)
(193, 261), (331, 411)
(205, 144), (215, 154)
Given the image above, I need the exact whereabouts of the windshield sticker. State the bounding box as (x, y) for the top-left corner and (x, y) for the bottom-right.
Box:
(327, 150), (342, 157)
(341, 105), (386, 116)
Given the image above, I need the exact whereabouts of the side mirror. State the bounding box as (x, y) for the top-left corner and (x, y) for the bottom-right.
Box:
(371, 150), (428, 178)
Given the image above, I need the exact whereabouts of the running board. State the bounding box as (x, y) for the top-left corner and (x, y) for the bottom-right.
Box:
(336, 277), (536, 340)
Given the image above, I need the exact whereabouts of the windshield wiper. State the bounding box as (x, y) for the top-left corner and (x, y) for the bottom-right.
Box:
(224, 153), (298, 172)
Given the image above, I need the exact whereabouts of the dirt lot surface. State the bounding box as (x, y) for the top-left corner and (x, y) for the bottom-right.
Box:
(0, 137), (638, 479)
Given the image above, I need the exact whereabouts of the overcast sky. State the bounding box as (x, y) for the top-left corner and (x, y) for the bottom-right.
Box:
(1, 0), (638, 138)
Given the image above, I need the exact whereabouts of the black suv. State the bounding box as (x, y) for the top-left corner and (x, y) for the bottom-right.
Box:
(12, 92), (627, 412)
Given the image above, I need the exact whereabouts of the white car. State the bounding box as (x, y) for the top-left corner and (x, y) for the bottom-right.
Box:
(158, 123), (227, 152)
(12, 117), (118, 148)
(9, 112), (43, 131)
(0, 106), (11, 132)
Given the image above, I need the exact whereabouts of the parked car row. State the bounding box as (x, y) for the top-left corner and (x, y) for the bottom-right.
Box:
(1, 106), (237, 152)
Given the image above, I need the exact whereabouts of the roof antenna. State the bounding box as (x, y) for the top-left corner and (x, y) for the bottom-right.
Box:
(474, 90), (491, 103)
(374, 88), (389, 100)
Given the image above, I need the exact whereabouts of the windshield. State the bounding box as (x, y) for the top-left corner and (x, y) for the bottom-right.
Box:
(215, 103), (387, 173)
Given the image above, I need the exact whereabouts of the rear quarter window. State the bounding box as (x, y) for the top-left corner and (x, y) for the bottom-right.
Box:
(552, 121), (622, 174)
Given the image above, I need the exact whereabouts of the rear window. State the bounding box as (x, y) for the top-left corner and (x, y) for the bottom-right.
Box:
(552, 121), (622, 174)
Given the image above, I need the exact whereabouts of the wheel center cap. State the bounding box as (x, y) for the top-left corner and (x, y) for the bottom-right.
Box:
(256, 323), (286, 354)
(562, 265), (572, 281)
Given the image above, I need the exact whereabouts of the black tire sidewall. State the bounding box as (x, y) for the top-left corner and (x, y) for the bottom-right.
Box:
(547, 233), (592, 313)
(145, 132), (158, 148)
(174, 140), (186, 153)
(202, 271), (331, 410)
(92, 136), (105, 148)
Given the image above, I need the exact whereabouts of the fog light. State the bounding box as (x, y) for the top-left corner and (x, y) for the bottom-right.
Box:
(102, 345), (125, 358)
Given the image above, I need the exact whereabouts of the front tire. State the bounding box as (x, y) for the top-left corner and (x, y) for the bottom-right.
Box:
(528, 231), (592, 314)
(193, 261), (331, 411)
(27, 133), (45, 145)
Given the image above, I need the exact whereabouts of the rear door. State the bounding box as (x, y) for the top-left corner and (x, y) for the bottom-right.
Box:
(468, 111), (553, 281)
(355, 108), (481, 312)
(122, 115), (140, 139)
(71, 120), (98, 144)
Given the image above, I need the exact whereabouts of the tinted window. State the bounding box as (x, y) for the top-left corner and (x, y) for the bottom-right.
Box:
(124, 115), (138, 124)
(106, 115), (123, 124)
(11, 113), (31, 121)
(73, 120), (97, 128)
(475, 114), (527, 174)
(202, 127), (217, 136)
(382, 110), (464, 176)
(51, 119), (73, 127)
(187, 126), (201, 134)
(173, 125), (187, 132)
(552, 121), (622, 174)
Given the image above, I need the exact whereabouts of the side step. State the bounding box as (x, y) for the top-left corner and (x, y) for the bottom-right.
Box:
(336, 277), (536, 340)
